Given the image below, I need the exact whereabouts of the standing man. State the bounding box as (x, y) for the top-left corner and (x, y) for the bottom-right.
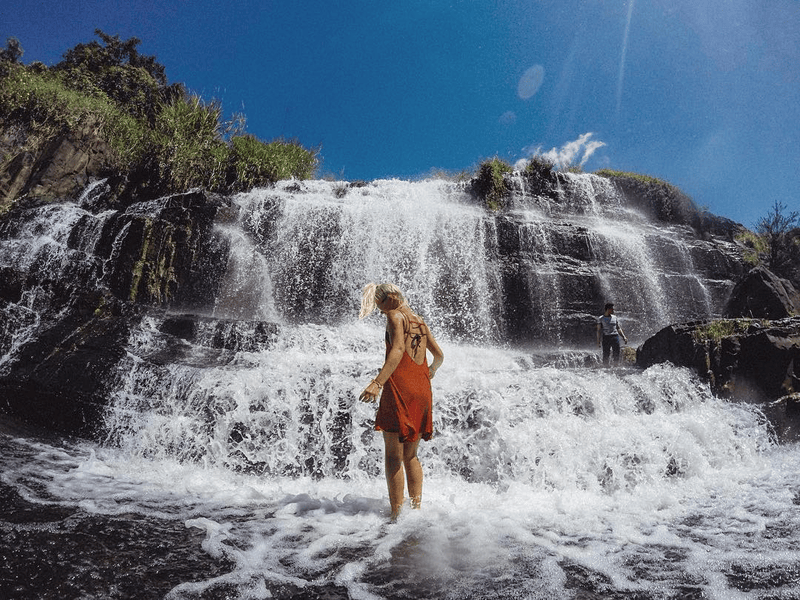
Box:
(597, 302), (628, 366)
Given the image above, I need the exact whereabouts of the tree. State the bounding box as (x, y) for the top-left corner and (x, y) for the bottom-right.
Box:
(756, 201), (800, 282)
(0, 37), (23, 64)
(0, 37), (23, 77)
(53, 29), (182, 123)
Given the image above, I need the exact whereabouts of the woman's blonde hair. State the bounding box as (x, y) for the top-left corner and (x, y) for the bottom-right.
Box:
(359, 282), (406, 319)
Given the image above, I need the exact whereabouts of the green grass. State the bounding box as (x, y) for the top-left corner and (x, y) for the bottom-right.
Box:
(0, 60), (319, 198)
(474, 157), (512, 210)
(228, 135), (318, 191)
(691, 319), (765, 342)
(734, 230), (768, 266)
(0, 65), (147, 166)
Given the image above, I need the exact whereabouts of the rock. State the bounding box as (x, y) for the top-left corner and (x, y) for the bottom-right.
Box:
(0, 294), (139, 438)
(774, 393), (800, 443)
(724, 266), (800, 319)
(637, 317), (800, 402)
(0, 188), (231, 436)
(100, 190), (230, 308)
(0, 120), (115, 211)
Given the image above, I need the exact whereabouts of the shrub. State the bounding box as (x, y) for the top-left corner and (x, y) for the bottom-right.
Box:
(148, 95), (229, 191)
(0, 32), (320, 200)
(519, 156), (557, 197)
(734, 230), (768, 267)
(692, 319), (764, 342)
(227, 135), (318, 192)
(523, 156), (554, 177)
(0, 62), (147, 166)
(471, 157), (512, 210)
(53, 29), (171, 123)
(755, 201), (800, 281)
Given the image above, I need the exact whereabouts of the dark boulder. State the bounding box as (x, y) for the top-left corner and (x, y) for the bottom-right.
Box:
(0, 188), (231, 437)
(637, 317), (800, 400)
(637, 317), (800, 440)
(724, 266), (800, 319)
(0, 120), (115, 212)
(0, 293), (140, 438)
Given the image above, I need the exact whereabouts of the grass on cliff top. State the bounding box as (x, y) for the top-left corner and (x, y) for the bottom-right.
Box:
(692, 319), (767, 342)
(473, 157), (513, 210)
(0, 61), (318, 195)
(0, 64), (145, 159)
(594, 169), (676, 188)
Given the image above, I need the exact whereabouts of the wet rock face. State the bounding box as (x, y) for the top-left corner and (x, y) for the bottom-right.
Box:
(636, 317), (800, 438)
(0, 303), (137, 438)
(0, 121), (115, 211)
(103, 190), (230, 307)
(724, 266), (800, 319)
(0, 188), (232, 437)
(637, 317), (800, 401)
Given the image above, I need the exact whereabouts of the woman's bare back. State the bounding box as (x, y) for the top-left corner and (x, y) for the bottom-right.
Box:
(386, 311), (430, 365)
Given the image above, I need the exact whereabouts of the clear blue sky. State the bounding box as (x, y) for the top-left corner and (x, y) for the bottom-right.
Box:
(3, 0), (799, 227)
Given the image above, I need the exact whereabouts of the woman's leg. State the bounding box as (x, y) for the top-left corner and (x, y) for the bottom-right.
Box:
(383, 432), (405, 518)
(403, 439), (422, 509)
(382, 433), (423, 517)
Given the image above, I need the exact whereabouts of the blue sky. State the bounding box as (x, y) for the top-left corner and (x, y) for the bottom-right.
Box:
(2, 0), (799, 227)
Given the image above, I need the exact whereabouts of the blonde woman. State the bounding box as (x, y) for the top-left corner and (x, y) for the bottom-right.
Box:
(359, 283), (444, 519)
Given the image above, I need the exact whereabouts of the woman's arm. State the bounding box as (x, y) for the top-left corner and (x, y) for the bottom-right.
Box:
(426, 329), (444, 379)
(359, 311), (406, 402)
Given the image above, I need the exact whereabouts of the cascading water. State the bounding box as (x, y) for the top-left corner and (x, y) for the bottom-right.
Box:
(3, 177), (799, 599)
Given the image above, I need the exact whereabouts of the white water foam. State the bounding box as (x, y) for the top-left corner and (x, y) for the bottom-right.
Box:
(5, 350), (799, 598)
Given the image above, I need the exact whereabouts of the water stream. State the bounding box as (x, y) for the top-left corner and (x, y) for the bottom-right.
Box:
(3, 177), (797, 599)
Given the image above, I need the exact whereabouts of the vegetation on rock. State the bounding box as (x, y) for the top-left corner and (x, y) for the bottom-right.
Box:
(732, 202), (800, 291)
(594, 169), (703, 225)
(0, 31), (318, 208)
(691, 318), (764, 342)
(754, 202), (800, 283)
(470, 157), (512, 210)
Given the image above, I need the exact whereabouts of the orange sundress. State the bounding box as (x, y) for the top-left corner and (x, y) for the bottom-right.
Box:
(374, 316), (433, 443)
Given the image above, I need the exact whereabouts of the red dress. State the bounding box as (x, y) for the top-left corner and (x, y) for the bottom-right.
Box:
(374, 319), (433, 443)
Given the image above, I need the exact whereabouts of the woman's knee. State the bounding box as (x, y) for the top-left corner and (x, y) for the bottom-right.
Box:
(402, 442), (420, 465)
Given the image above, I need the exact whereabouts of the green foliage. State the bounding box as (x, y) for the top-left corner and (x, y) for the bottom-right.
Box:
(734, 230), (768, 266)
(53, 29), (173, 123)
(148, 95), (229, 191)
(228, 135), (317, 191)
(692, 319), (763, 342)
(0, 62), (146, 165)
(732, 202), (800, 289)
(755, 201), (800, 279)
(521, 156), (556, 196)
(0, 37), (23, 68)
(0, 31), (319, 198)
(473, 157), (512, 210)
(523, 156), (554, 176)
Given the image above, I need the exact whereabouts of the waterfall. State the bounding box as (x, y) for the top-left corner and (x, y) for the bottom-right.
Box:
(104, 314), (772, 486)
(202, 177), (739, 345)
(5, 176), (784, 600)
(94, 176), (752, 483)
(229, 179), (504, 339)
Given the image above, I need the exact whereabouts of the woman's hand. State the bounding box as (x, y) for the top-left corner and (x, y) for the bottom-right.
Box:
(359, 380), (382, 403)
